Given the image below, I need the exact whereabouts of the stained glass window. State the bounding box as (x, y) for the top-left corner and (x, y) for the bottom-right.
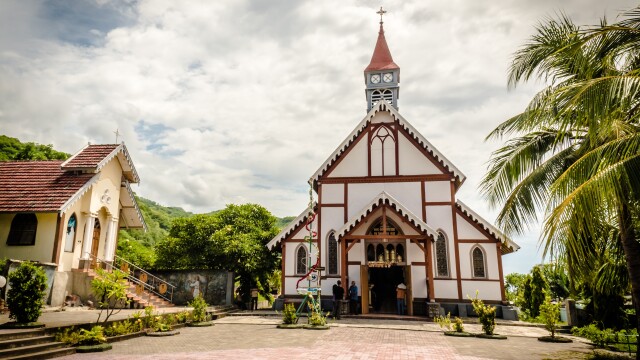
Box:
(435, 232), (449, 277)
(367, 244), (375, 261)
(64, 214), (77, 252)
(472, 247), (485, 278)
(296, 245), (307, 275)
(328, 232), (338, 275)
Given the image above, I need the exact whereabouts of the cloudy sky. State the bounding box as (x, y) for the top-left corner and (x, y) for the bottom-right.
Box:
(0, 0), (636, 275)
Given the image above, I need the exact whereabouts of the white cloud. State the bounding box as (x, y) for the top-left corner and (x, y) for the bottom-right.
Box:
(0, 0), (636, 274)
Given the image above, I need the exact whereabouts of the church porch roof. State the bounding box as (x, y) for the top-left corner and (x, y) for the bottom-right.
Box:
(455, 200), (520, 255)
(336, 191), (437, 239)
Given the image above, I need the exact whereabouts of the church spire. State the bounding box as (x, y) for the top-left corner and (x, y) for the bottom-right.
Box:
(364, 7), (400, 112)
(365, 7), (399, 72)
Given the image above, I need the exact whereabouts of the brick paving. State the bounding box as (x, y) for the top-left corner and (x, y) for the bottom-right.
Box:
(59, 317), (594, 360)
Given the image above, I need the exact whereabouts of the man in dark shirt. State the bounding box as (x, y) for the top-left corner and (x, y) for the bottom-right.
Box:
(332, 280), (345, 319)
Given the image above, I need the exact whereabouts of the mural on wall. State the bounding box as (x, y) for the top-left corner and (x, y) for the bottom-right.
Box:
(152, 270), (231, 306)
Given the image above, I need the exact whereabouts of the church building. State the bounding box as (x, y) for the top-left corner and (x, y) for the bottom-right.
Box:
(267, 11), (519, 316)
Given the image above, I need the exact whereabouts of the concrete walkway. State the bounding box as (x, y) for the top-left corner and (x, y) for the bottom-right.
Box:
(57, 316), (596, 360)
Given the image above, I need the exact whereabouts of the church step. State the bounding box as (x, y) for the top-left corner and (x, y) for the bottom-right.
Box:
(2, 346), (76, 360)
(0, 335), (56, 350)
(0, 330), (46, 342)
(0, 341), (67, 359)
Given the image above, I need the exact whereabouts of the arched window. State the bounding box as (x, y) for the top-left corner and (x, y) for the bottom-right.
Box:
(370, 125), (396, 176)
(435, 231), (449, 277)
(367, 244), (375, 261)
(371, 89), (394, 108)
(472, 246), (486, 278)
(7, 213), (38, 246)
(327, 232), (338, 275)
(64, 213), (77, 252)
(296, 245), (308, 275)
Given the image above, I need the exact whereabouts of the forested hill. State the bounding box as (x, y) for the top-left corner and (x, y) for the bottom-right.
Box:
(1, 135), (294, 267)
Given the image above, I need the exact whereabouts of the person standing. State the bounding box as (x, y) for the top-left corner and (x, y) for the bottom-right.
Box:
(348, 281), (359, 315)
(250, 287), (259, 311)
(332, 280), (345, 319)
(396, 283), (407, 315)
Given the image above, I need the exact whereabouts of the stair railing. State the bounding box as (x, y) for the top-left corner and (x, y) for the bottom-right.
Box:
(113, 255), (176, 304)
(83, 252), (175, 304)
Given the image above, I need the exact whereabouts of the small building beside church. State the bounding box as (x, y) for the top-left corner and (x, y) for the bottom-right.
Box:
(268, 14), (519, 316)
(0, 143), (145, 306)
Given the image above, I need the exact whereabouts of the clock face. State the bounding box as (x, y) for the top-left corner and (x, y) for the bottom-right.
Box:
(371, 74), (381, 84)
(383, 73), (393, 83)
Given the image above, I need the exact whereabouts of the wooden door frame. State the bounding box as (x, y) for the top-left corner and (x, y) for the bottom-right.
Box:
(360, 265), (369, 315)
(90, 222), (101, 268)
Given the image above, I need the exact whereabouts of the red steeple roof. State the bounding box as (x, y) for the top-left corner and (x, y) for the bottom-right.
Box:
(365, 22), (399, 72)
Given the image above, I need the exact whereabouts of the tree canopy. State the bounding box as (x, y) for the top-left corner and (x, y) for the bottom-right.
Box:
(0, 135), (69, 160)
(483, 7), (640, 343)
(155, 203), (281, 299)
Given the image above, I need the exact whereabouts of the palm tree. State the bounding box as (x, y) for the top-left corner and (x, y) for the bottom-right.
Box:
(481, 9), (640, 353)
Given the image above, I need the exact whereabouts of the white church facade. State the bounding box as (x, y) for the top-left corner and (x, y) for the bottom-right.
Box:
(267, 14), (519, 316)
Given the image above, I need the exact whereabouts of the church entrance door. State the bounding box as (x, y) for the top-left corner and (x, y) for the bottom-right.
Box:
(368, 266), (406, 314)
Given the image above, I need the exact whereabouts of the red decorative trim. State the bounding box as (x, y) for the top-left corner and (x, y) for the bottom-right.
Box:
(320, 203), (345, 208)
(281, 243), (286, 294)
(347, 261), (361, 265)
(52, 212), (65, 265)
(497, 242), (506, 301)
(343, 183), (348, 223)
(394, 125), (399, 176)
(457, 239), (495, 243)
(367, 126), (372, 177)
(424, 201), (451, 206)
(321, 174), (451, 184)
(412, 261), (426, 266)
(450, 181), (463, 300)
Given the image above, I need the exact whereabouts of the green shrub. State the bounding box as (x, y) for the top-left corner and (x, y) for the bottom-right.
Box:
(78, 326), (107, 346)
(539, 295), (560, 338)
(572, 323), (638, 353)
(189, 295), (209, 323)
(176, 311), (190, 324)
(91, 268), (129, 323)
(7, 261), (48, 323)
(435, 312), (452, 331)
(56, 327), (83, 345)
(469, 291), (496, 335)
(104, 320), (132, 337)
(143, 306), (156, 329)
(282, 303), (297, 324)
(308, 310), (327, 326)
(453, 317), (465, 333)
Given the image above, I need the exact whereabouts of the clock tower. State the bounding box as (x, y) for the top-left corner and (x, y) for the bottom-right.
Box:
(365, 7), (400, 112)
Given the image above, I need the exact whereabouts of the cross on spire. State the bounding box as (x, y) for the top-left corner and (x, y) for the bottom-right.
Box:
(114, 128), (121, 143)
(376, 6), (387, 24)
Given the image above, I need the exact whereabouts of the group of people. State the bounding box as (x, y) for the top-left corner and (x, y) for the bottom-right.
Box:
(332, 280), (408, 318)
(331, 280), (359, 319)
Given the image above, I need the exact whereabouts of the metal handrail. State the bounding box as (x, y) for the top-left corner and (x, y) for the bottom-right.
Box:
(113, 255), (176, 303)
(83, 252), (175, 304)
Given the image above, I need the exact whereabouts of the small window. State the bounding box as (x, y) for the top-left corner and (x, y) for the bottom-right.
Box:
(472, 247), (486, 278)
(64, 214), (77, 252)
(328, 232), (338, 275)
(435, 232), (449, 277)
(296, 245), (308, 275)
(7, 213), (38, 246)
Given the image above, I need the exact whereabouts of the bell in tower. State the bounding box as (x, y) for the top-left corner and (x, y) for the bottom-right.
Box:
(365, 7), (400, 112)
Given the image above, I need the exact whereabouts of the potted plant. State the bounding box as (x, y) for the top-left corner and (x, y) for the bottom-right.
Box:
(303, 309), (330, 330)
(538, 296), (572, 343)
(277, 303), (302, 329)
(470, 291), (506, 339)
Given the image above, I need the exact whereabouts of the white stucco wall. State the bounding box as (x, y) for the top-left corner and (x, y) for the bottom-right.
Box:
(425, 205), (456, 278)
(398, 135), (443, 176)
(424, 181), (451, 202)
(326, 137), (368, 178)
(411, 265), (428, 298)
(321, 206), (344, 273)
(433, 279), (458, 299)
(456, 214), (487, 239)
(461, 281), (501, 301)
(321, 184), (344, 204)
(347, 182), (422, 219)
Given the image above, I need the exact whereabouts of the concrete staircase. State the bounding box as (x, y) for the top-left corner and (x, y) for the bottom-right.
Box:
(86, 270), (174, 309)
(0, 329), (74, 360)
(124, 281), (174, 309)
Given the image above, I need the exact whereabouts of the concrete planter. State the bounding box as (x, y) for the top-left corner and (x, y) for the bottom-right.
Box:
(76, 343), (113, 353)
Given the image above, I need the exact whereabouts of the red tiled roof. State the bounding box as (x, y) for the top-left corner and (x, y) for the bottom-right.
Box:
(0, 161), (95, 212)
(364, 23), (399, 72)
(62, 144), (119, 169)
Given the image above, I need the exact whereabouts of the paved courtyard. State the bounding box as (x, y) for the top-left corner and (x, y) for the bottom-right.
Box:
(60, 316), (594, 360)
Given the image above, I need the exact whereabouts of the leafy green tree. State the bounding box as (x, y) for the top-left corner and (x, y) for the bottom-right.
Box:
(505, 272), (527, 304)
(522, 275), (533, 314)
(530, 266), (548, 318)
(541, 264), (570, 301)
(7, 261), (48, 323)
(0, 135), (68, 160)
(155, 204), (280, 301)
(480, 8), (640, 353)
(539, 295), (561, 338)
